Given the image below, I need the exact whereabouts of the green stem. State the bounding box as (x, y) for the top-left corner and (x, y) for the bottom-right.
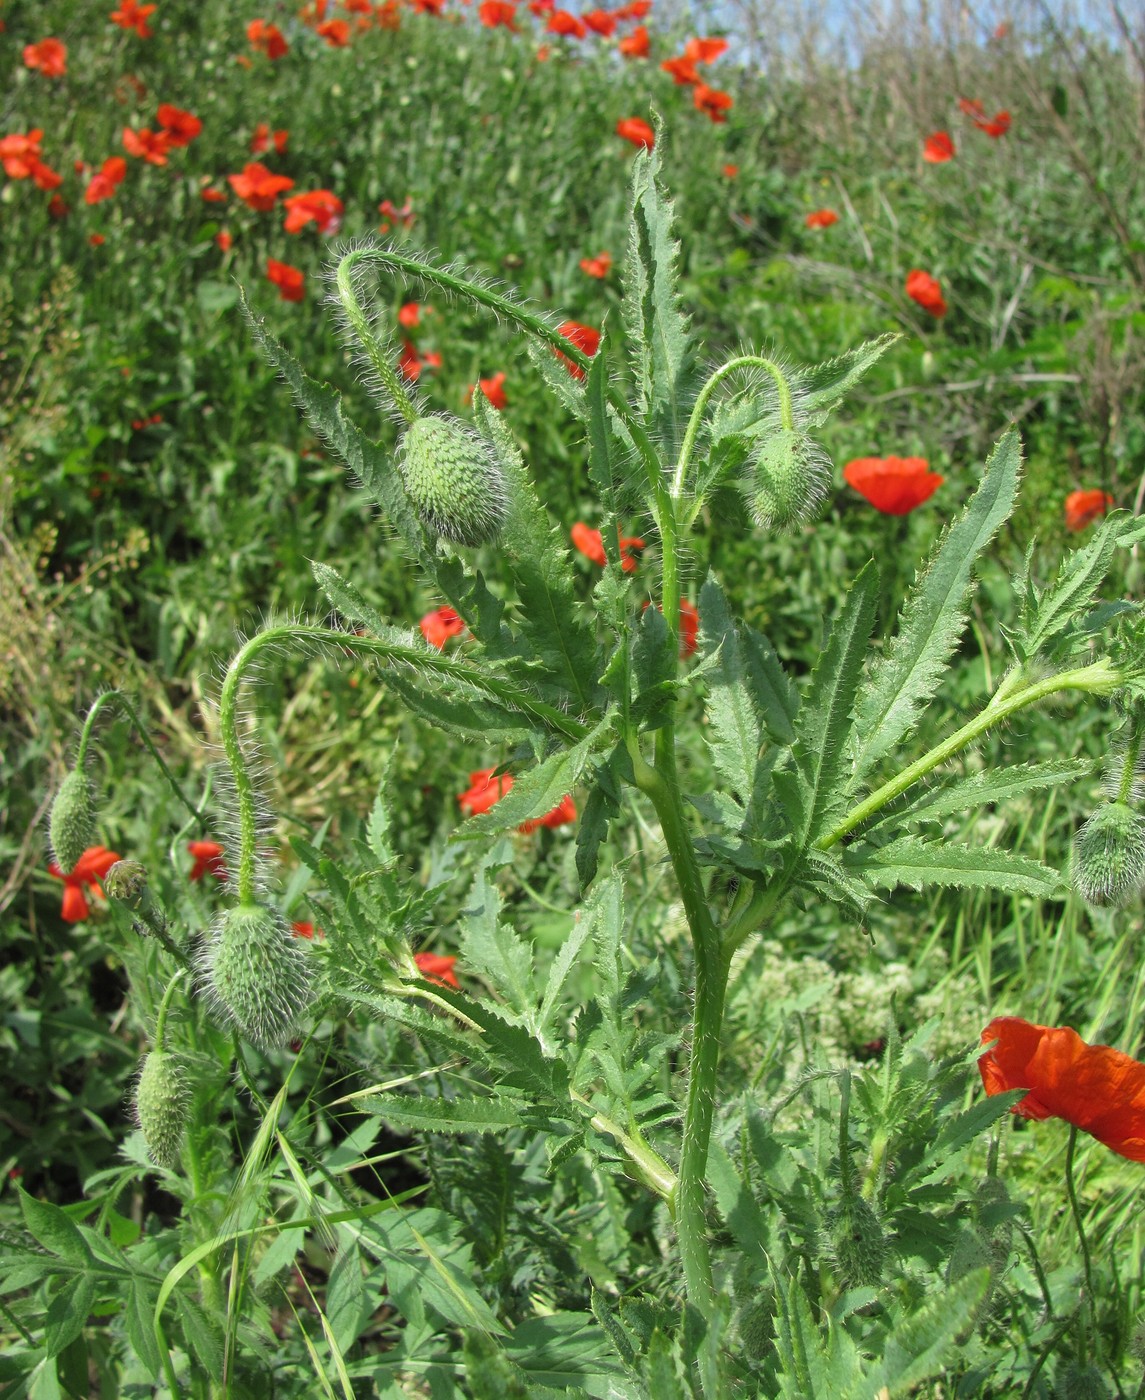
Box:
(1118, 713), (1143, 804)
(76, 691), (204, 827)
(672, 354), (797, 499)
(1065, 1124), (1097, 1355)
(819, 659), (1124, 849)
(153, 968), (187, 1052)
(218, 623), (590, 903)
(334, 252), (419, 425)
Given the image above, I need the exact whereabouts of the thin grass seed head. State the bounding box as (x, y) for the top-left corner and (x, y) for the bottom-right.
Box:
(1073, 801), (1145, 906)
(399, 414), (507, 546)
(48, 768), (95, 875)
(134, 1050), (187, 1168)
(201, 902), (314, 1048)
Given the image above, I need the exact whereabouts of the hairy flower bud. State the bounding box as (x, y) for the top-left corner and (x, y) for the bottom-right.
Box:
(399, 415), (507, 546)
(1073, 801), (1145, 906)
(103, 859), (148, 907)
(823, 1195), (886, 1288)
(746, 428), (830, 531)
(134, 1050), (187, 1168)
(201, 903), (314, 1049)
(1055, 1363), (1110, 1400)
(49, 769), (94, 875)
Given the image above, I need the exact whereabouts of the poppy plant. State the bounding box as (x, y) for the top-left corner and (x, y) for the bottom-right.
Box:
(583, 9), (616, 36)
(122, 127), (171, 165)
(398, 301), (423, 328)
(247, 18), (290, 58)
(1064, 488), (1114, 532)
(1, 130), (46, 180)
(398, 340), (442, 382)
(616, 117), (656, 149)
(572, 522), (645, 572)
(316, 18), (351, 44)
(415, 952), (460, 988)
(110, 1), (157, 36)
(618, 25), (649, 58)
(661, 55), (699, 85)
(215, 230), (233, 252)
(923, 130), (955, 162)
(229, 162), (295, 211)
(49, 846), (122, 923)
(614, 0), (651, 17)
(579, 251), (612, 278)
(479, 0), (518, 27)
(187, 840), (226, 881)
(684, 36), (729, 62)
(548, 10), (587, 36)
(23, 39), (67, 79)
(693, 83), (733, 121)
(86, 156), (128, 204)
(905, 268), (948, 318)
(843, 455), (944, 515)
(960, 98), (1011, 137)
(642, 599), (701, 657)
(979, 1016), (1145, 1162)
(157, 105), (202, 147)
(251, 123), (289, 155)
(469, 371), (508, 410)
(420, 605), (465, 649)
(805, 208), (838, 229)
(267, 259), (305, 302)
(554, 321), (600, 378)
(458, 767), (515, 817)
(520, 793), (578, 833)
(283, 189), (344, 235)
(722, 163), (738, 177)
(30, 160), (63, 192)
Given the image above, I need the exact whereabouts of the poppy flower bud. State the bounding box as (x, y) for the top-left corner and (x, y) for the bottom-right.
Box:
(747, 428), (830, 531)
(735, 1296), (774, 1361)
(399, 415), (507, 546)
(1054, 1363), (1110, 1400)
(49, 769), (95, 876)
(1073, 801), (1145, 906)
(103, 859), (148, 908)
(822, 1195), (886, 1288)
(201, 902), (314, 1049)
(134, 1050), (187, 1168)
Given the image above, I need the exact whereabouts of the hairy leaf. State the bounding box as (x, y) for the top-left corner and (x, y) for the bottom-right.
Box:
(699, 575), (763, 807)
(363, 1093), (526, 1135)
(888, 757), (1094, 828)
(848, 837), (1062, 897)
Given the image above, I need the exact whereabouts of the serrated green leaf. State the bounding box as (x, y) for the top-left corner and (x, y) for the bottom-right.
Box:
(365, 1093), (526, 1135)
(873, 1270), (989, 1395)
(464, 716), (613, 835)
(849, 430), (1021, 785)
(460, 864), (537, 1016)
(796, 334), (899, 425)
(698, 576), (762, 805)
(18, 1191), (92, 1267)
(326, 1241), (369, 1355)
(707, 1142), (770, 1259)
(848, 837), (1062, 897)
(890, 758), (1094, 827)
(539, 899), (595, 1033)
(742, 627), (799, 744)
(175, 1294), (224, 1381)
(44, 1274), (95, 1359)
(574, 751), (623, 890)
(126, 1279), (163, 1376)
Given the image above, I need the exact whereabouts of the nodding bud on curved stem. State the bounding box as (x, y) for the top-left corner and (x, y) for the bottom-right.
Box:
(1073, 801), (1145, 907)
(134, 1050), (187, 1169)
(746, 427), (831, 531)
(48, 769), (95, 875)
(399, 415), (507, 546)
(201, 902), (314, 1049)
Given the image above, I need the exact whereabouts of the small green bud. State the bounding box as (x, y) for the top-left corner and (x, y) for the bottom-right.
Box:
(1073, 801), (1145, 906)
(736, 1297), (774, 1362)
(823, 1195), (886, 1288)
(202, 903), (314, 1049)
(399, 415), (507, 546)
(1055, 1363), (1109, 1400)
(103, 859), (148, 907)
(49, 769), (94, 875)
(747, 428), (830, 531)
(134, 1050), (186, 1168)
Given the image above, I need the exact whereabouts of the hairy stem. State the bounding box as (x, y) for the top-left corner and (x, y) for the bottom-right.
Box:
(76, 691), (204, 827)
(334, 252), (418, 425)
(819, 659), (1125, 849)
(1065, 1125), (1097, 1354)
(153, 968), (187, 1052)
(1117, 711), (1143, 804)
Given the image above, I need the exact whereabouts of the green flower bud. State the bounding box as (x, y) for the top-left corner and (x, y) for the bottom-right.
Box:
(134, 1050), (187, 1169)
(202, 903), (314, 1049)
(103, 859), (148, 907)
(823, 1195), (886, 1288)
(1055, 1363), (1109, 1400)
(1073, 802), (1145, 906)
(736, 1297), (774, 1362)
(49, 769), (94, 875)
(399, 415), (507, 546)
(747, 428), (830, 531)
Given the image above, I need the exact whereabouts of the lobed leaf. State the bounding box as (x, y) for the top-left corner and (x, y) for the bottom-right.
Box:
(847, 837), (1063, 897)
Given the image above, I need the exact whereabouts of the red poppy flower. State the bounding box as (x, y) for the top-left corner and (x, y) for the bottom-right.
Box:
(229, 162), (295, 211)
(30, 161), (62, 191)
(398, 339), (441, 381)
(1, 130), (45, 180)
(722, 163), (738, 177)
(24, 39), (67, 78)
(642, 599), (700, 657)
(48, 194), (69, 219)
(420, 605), (465, 649)
(613, 0), (651, 17)
(684, 35), (728, 62)
(458, 768), (514, 817)
(905, 268), (948, 318)
(616, 117), (655, 149)
(619, 25), (649, 57)
(267, 259), (305, 302)
(187, 840), (226, 881)
(157, 105), (202, 147)
(579, 251), (612, 278)
(979, 1017), (1145, 1162)
(215, 230), (233, 252)
(49, 846), (122, 923)
(548, 9), (587, 36)
(345, 0), (373, 10)
(529, 0), (554, 14)
(378, 197), (415, 230)
(693, 83), (733, 122)
(291, 920), (322, 939)
(843, 456), (944, 515)
(923, 130), (955, 162)
(250, 123), (290, 155)
(283, 189), (344, 235)
(89, 234), (106, 246)
(1064, 488), (1114, 532)
(571, 522), (645, 572)
(961, 98), (1011, 137)
(805, 208), (838, 229)
(554, 321), (600, 379)
(583, 9), (616, 35)
(376, 1), (402, 28)
(469, 371), (508, 410)
(661, 55), (699, 84)
(247, 18), (290, 57)
(479, 0), (518, 27)
(398, 301), (423, 328)
(200, 185), (227, 203)
(520, 793), (578, 833)
(316, 17), (351, 44)
(86, 156), (128, 204)
(415, 952), (459, 987)
(122, 126), (171, 165)
(110, 0), (157, 36)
